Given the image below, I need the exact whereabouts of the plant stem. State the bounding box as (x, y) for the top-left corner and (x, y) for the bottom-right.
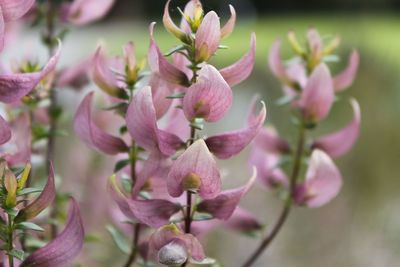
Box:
(241, 126), (306, 267)
(122, 142), (141, 267)
(7, 214), (14, 267)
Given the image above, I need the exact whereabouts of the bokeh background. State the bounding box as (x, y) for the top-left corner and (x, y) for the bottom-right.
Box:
(4, 0), (400, 266)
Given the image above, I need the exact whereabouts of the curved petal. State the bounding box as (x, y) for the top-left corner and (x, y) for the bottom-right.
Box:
(333, 50), (359, 92)
(295, 149), (342, 208)
(163, 0), (187, 41)
(91, 47), (124, 98)
(0, 41), (61, 103)
(149, 23), (189, 86)
(167, 139), (221, 199)
(195, 11), (220, 62)
(220, 5), (236, 39)
(126, 86), (183, 156)
(299, 64), (334, 122)
(197, 167), (257, 220)
(15, 162), (56, 222)
(268, 40), (288, 81)
(0, 0), (35, 22)
(312, 99), (361, 158)
(206, 99), (266, 159)
(68, 0), (115, 25)
(183, 64), (232, 122)
(220, 33), (256, 87)
(74, 92), (128, 155)
(20, 198), (85, 267)
(148, 74), (173, 119)
(0, 115), (11, 145)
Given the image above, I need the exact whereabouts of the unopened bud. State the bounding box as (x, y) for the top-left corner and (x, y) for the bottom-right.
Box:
(158, 241), (188, 266)
(182, 173), (202, 192)
(4, 169), (17, 208)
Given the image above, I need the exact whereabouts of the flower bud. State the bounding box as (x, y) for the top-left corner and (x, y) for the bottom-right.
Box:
(287, 31), (305, 56)
(17, 163), (31, 190)
(158, 241), (188, 266)
(4, 168), (17, 208)
(182, 172), (202, 192)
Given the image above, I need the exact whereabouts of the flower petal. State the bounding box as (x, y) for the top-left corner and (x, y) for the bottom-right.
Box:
(68, 0), (115, 25)
(126, 86), (183, 156)
(197, 167), (257, 220)
(312, 99), (361, 158)
(268, 40), (289, 81)
(180, 0), (203, 33)
(74, 92), (128, 155)
(248, 146), (288, 188)
(299, 63), (334, 122)
(224, 208), (263, 233)
(220, 5), (236, 39)
(148, 74), (173, 119)
(15, 162), (56, 222)
(295, 149), (342, 208)
(195, 11), (220, 62)
(163, 0), (187, 41)
(148, 23), (189, 86)
(57, 58), (90, 90)
(206, 98), (266, 159)
(167, 139), (221, 199)
(91, 47), (124, 98)
(333, 50), (360, 92)
(253, 126), (291, 154)
(183, 64), (232, 122)
(220, 33), (256, 87)
(0, 41), (61, 103)
(20, 198), (85, 267)
(0, 115), (11, 145)
(0, 0), (35, 22)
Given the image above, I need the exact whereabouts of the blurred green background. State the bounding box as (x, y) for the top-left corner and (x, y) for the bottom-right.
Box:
(8, 0), (400, 266)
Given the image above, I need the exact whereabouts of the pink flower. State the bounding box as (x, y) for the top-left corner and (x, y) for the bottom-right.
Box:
(20, 198), (85, 267)
(333, 50), (360, 92)
(294, 149), (342, 208)
(57, 58), (91, 90)
(194, 11), (220, 62)
(220, 33), (256, 87)
(0, 41), (61, 103)
(205, 97), (266, 159)
(298, 64), (334, 123)
(196, 167), (257, 220)
(65, 0), (115, 26)
(312, 99), (361, 158)
(126, 86), (184, 156)
(183, 64), (232, 122)
(167, 139), (221, 199)
(74, 92), (129, 155)
(0, 115), (11, 145)
(149, 224), (205, 265)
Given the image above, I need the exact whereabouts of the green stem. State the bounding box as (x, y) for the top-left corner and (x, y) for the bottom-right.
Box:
(241, 126), (306, 267)
(7, 214), (14, 267)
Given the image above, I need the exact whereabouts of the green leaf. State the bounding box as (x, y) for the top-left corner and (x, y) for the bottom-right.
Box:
(17, 187), (43, 196)
(25, 236), (47, 249)
(106, 225), (131, 254)
(8, 249), (25, 260)
(16, 222), (45, 232)
(192, 213), (213, 222)
(164, 45), (186, 57)
(275, 95), (297, 106)
(121, 177), (133, 193)
(114, 159), (130, 173)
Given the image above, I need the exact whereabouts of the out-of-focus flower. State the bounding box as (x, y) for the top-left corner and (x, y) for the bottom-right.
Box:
(64, 0), (115, 26)
(294, 149), (342, 208)
(196, 167), (257, 220)
(57, 58), (91, 90)
(74, 92), (129, 155)
(205, 97), (266, 159)
(183, 64), (232, 122)
(126, 86), (184, 156)
(149, 224), (205, 265)
(0, 115), (11, 145)
(298, 64), (334, 123)
(0, 41), (61, 103)
(312, 98), (361, 158)
(333, 50), (360, 91)
(0, 0), (35, 51)
(167, 139), (221, 199)
(20, 198), (85, 267)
